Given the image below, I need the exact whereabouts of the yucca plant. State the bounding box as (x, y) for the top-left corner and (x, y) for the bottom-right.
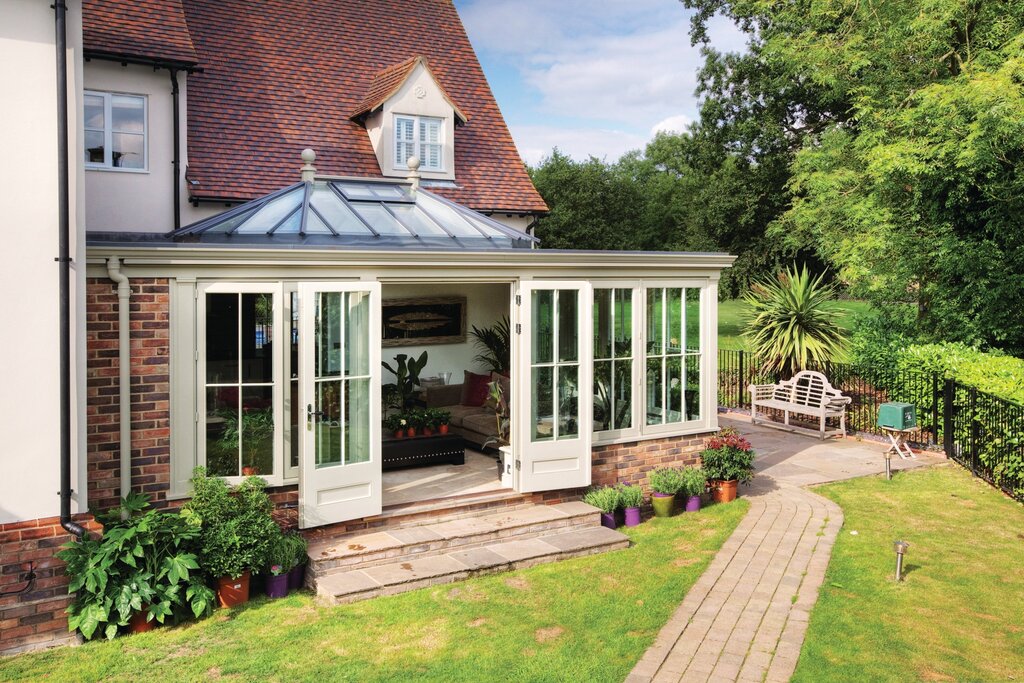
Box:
(743, 264), (848, 377)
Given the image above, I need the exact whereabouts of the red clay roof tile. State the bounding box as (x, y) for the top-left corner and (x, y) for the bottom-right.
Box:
(351, 55), (467, 124)
(178, 0), (547, 213)
(82, 0), (197, 66)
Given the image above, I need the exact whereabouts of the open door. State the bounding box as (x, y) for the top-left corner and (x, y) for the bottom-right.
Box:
(298, 282), (381, 528)
(517, 281), (593, 492)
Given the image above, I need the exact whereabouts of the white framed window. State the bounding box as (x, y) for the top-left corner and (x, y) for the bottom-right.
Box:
(196, 283), (285, 485)
(84, 91), (147, 171)
(593, 280), (709, 443)
(394, 115), (443, 171)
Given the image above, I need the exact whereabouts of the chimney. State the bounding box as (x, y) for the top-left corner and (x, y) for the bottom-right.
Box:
(300, 148), (317, 182)
(407, 155), (421, 194)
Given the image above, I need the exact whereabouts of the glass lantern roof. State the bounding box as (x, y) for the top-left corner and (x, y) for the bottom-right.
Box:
(169, 179), (538, 249)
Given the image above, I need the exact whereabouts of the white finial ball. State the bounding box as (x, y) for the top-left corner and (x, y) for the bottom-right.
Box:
(301, 148), (316, 164)
(407, 155), (421, 171)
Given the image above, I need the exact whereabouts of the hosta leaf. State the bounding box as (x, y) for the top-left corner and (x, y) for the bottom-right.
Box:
(104, 623), (119, 641)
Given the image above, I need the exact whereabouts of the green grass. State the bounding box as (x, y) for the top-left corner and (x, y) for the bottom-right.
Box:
(794, 466), (1024, 682)
(718, 298), (875, 350)
(0, 501), (748, 683)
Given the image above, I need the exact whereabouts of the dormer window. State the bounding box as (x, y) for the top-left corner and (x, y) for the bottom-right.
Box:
(395, 115), (443, 171)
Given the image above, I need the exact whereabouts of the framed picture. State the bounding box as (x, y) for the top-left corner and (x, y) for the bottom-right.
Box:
(382, 296), (467, 347)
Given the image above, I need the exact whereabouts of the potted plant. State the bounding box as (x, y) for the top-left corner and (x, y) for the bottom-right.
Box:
(406, 408), (424, 437)
(469, 315), (511, 375)
(58, 493), (214, 640)
(679, 466), (708, 512)
(220, 406), (274, 476)
(383, 413), (406, 439)
(286, 532), (308, 591)
(183, 469), (278, 608)
(582, 486), (621, 529)
(421, 408), (437, 436)
(700, 428), (755, 503)
(264, 532), (291, 599)
(617, 484), (643, 527)
(381, 351), (428, 410)
(436, 409), (451, 435)
(649, 467), (683, 517)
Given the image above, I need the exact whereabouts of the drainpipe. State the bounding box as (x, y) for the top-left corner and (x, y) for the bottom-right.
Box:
(170, 69), (181, 230)
(107, 258), (132, 501)
(54, 0), (86, 539)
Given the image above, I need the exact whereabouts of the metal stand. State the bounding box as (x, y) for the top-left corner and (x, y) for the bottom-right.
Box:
(881, 427), (916, 460)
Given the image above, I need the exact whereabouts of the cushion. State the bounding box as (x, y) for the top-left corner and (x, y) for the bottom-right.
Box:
(445, 404), (484, 428)
(461, 370), (491, 407)
(462, 412), (498, 436)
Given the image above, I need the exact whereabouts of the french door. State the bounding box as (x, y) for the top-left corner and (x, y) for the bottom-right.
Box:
(517, 281), (593, 492)
(298, 282), (382, 528)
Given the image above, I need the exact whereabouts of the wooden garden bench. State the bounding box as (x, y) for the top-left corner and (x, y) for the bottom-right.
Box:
(749, 370), (851, 440)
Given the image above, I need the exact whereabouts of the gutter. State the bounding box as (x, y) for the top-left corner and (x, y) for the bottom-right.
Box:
(54, 0), (86, 539)
(106, 257), (132, 502)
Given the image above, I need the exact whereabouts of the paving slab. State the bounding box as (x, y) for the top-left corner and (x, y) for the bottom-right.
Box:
(628, 416), (943, 683)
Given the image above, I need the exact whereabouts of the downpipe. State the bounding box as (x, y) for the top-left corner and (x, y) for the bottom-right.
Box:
(107, 257), (132, 501)
(54, 0), (86, 539)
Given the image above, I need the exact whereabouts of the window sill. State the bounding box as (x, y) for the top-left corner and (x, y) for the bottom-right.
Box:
(86, 165), (149, 174)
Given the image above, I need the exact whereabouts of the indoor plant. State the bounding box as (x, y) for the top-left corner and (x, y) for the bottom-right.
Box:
(383, 413), (406, 439)
(700, 428), (755, 503)
(469, 315), (511, 375)
(649, 467), (683, 517)
(381, 351), (428, 410)
(285, 532), (308, 591)
(679, 466), (708, 512)
(617, 484), (643, 527)
(582, 486), (621, 529)
(435, 409), (451, 435)
(183, 468), (278, 608)
(58, 493), (214, 640)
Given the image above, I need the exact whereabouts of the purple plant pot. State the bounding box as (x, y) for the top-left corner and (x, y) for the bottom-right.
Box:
(684, 495), (702, 513)
(288, 563), (306, 591)
(599, 511), (617, 529)
(266, 573), (289, 599)
(624, 506), (642, 527)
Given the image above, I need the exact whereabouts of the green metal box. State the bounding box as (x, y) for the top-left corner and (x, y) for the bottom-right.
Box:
(878, 402), (916, 430)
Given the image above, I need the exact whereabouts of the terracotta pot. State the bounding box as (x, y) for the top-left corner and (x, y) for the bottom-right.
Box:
(406, 427), (417, 438)
(216, 570), (251, 608)
(423, 427), (434, 436)
(393, 430), (404, 439)
(651, 492), (675, 518)
(712, 479), (738, 503)
(128, 607), (155, 633)
(242, 466), (259, 476)
(438, 424), (449, 435)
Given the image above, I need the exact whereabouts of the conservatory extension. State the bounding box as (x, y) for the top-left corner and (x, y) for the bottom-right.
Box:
(85, 172), (733, 531)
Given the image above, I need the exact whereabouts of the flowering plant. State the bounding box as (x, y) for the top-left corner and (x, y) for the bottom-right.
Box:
(270, 564), (285, 576)
(700, 427), (755, 483)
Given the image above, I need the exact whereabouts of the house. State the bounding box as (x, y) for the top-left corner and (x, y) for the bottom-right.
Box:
(0, 0), (733, 655)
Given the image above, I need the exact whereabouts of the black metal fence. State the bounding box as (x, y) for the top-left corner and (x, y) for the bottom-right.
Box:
(718, 349), (1024, 501)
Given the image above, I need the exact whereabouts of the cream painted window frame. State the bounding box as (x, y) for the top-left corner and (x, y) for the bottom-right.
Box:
(83, 90), (148, 172)
(591, 281), (642, 443)
(196, 282), (286, 487)
(393, 114), (444, 172)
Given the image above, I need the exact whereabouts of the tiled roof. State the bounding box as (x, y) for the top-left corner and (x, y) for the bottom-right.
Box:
(82, 0), (197, 66)
(351, 56), (467, 124)
(180, 0), (547, 214)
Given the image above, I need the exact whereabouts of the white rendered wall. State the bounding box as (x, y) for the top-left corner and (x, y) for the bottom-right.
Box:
(380, 282), (510, 385)
(0, 0), (87, 523)
(84, 60), (192, 233)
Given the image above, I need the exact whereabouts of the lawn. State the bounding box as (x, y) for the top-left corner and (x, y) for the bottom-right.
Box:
(0, 501), (748, 682)
(794, 465), (1024, 682)
(718, 298), (874, 350)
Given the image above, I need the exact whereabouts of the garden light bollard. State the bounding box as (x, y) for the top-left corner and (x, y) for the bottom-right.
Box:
(893, 540), (909, 581)
(885, 450), (892, 480)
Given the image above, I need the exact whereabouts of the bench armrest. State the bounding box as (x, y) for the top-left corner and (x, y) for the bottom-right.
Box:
(749, 384), (777, 401)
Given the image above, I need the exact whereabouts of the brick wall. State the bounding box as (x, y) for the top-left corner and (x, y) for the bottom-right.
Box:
(85, 278), (171, 512)
(591, 434), (708, 492)
(0, 515), (101, 655)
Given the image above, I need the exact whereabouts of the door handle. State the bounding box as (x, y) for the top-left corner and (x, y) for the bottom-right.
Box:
(307, 404), (325, 430)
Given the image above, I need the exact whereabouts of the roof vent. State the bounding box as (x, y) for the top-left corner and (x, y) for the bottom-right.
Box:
(300, 148), (317, 182)
(407, 155), (421, 193)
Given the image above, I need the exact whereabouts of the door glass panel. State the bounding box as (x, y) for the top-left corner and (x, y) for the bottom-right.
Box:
(241, 386), (274, 475)
(344, 377), (370, 464)
(557, 291), (578, 363)
(316, 292), (342, 378)
(206, 387), (238, 477)
(614, 289), (632, 356)
(556, 365), (579, 439)
(685, 288), (701, 353)
(315, 379), (342, 468)
(647, 289), (663, 354)
(344, 292), (370, 377)
(206, 293), (239, 384)
(532, 366), (554, 442)
(290, 292), (299, 469)
(646, 357), (664, 425)
(242, 293), (273, 383)
(532, 290), (554, 364)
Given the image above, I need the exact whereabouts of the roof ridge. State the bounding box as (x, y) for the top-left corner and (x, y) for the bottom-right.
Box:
(351, 55), (466, 124)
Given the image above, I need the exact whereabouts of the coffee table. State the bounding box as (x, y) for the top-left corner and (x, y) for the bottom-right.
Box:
(381, 433), (466, 471)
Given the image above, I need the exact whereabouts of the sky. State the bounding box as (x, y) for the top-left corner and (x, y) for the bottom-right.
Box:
(453, 0), (748, 166)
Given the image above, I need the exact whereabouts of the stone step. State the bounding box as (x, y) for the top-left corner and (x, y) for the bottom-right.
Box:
(315, 525), (631, 605)
(307, 501), (600, 580)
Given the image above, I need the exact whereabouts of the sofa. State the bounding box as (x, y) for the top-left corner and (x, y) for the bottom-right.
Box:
(423, 371), (509, 450)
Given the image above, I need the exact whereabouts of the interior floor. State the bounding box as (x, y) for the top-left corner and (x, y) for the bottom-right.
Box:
(382, 449), (507, 507)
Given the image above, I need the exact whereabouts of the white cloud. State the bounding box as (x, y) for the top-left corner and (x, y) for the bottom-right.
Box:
(650, 114), (693, 136)
(511, 125), (647, 167)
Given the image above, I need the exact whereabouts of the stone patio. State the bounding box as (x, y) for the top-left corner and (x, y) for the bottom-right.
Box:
(627, 414), (944, 683)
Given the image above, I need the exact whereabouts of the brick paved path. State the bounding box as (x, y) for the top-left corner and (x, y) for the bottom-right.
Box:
(627, 481), (841, 682)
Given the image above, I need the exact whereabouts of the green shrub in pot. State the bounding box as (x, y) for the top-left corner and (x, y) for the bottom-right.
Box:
(648, 467), (684, 517)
